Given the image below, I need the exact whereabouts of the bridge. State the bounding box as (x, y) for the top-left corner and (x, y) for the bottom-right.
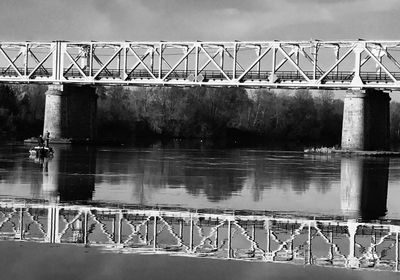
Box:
(0, 40), (399, 88)
(0, 199), (399, 272)
(1, 40), (397, 150)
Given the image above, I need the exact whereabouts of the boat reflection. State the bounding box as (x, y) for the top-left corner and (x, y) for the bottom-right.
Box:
(0, 199), (398, 272)
(341, 157), (389, 220)
(29, 145), (96, 202)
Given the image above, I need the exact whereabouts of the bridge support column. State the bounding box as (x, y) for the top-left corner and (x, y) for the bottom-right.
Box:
(341, 89), (390, 151)
(43, 84), (97, 143)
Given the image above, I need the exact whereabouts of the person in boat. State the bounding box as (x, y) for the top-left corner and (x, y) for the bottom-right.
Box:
(44, 131), (50, 147)
(37, 135), (44, 147)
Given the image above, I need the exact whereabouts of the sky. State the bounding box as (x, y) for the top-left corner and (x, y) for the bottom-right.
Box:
(0, 0), (399, 42)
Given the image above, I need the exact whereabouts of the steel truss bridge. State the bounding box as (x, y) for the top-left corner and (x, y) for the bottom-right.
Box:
(0, 200), (399, 272)
(1, 40), (400, 89)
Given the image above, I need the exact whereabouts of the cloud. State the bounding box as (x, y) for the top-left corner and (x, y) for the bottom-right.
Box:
(0, 0), (398, 41)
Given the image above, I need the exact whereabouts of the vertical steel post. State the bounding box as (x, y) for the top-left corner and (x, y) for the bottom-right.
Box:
(179, 219), (183, 239)
(354, 45), (362, 82)
(118, 211), (123, 244)
(266, 219), (270, 253)
(112, 216), (115, 242)
(52, 42), (59, 81)
(184, 47), (188, 76)
(83, 210), (88, 245)
(271, 46), (276, 81)
(189, 215), (194, 252)
(19, 207), (23, 240)
(215, 223), (219, 249)
(24, 44), (28, 76)
(330, 230), (334, 261)
(158, 44), (163, 79)
(117, 46), (121, 78)
(150, 48), (154, 74)
(335, 46), (340, 79)
(396, 231), (399, 272)
(89, 43), (94, 77)
(227, 219), (232, 258)
(46, 207), (52, 243)
(153, 216), (157, 251)
(347, 222), (359, 268)
(145, 219), (149, 243)
(307, 222), (312, 264)
(251, 223), (256, 250)
(54, 206), (60, 243)
(194, 44), (199, 81)
(295, 46), (299, 76)
(123, 46), (127, 80)
(220, 47), (224, 70)
(233, 43), (237, 80)
(313, 43), (318, 80)
(257, 46), (261, 79)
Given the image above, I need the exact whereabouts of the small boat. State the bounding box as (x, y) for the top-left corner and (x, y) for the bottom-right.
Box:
(29, 146), (54, 158)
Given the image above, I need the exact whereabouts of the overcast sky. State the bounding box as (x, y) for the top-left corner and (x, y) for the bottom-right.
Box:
(0, 0), (399, 42)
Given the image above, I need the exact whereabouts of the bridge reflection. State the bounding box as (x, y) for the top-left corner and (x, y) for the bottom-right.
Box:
(0, 200), (398, 272)
(29, 146), (96, 202)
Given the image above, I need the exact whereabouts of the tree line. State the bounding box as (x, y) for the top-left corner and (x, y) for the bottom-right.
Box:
(2, 83), (400, 146)
(96, 86), (343, 145)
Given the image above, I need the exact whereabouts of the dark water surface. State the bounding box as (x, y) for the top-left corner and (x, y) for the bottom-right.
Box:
(1, 143), (399, 219)
(1, 143), (400, 279)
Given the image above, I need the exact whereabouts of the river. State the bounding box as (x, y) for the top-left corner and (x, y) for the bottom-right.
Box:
(0, 143), (399, 279)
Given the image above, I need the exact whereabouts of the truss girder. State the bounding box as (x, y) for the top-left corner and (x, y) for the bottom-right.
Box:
(0, 41), (400, 89)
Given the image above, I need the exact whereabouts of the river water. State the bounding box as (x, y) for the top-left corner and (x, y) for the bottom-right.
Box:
(1, 143), (400, 279)
(1, 143), (400, 219)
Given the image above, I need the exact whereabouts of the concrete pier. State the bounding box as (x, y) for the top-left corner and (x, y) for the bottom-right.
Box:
(43, 84), (97, 142)
(341, 89), (390, 151)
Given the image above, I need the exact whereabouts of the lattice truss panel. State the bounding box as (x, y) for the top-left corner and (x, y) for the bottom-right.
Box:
(1, 41), (400, 89)
(0, 202), (399, 272)
(0, 206), (48, 241)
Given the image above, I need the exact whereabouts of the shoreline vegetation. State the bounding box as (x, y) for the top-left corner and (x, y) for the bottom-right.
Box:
(1, 84), (400, 149)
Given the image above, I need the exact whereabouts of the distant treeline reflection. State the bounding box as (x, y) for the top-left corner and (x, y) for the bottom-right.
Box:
(2, 84), (400, 145)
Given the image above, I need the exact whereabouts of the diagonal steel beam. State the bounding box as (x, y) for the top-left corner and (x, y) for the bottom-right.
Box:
(65, 51), (88, 78)
(300, 48), (324, 75)
(237, 46), (272, 81)
(386, 51), (400, 71)
(93, 47), (123, 79)
(126, 51), (151, 80)
(317, 45), (356, 83)
(277, 46), (310, 81)
(128, 46), (156, 79)
(162, 45), (195, 80)
(92, 53), (112, 76)
(198, 48), (221, 73)
(199, 45), (231, 80)
(275, 49), (296, 72)
(64, 51), (84, 74)
(0, 46), (23, 77)
(28, 47), (54, 78)
(28, 48), (50, 75)
(155, 47), (179, 77)
(364, 46), (397, 82)
(3, 52), (22, 73)
(224, 47), (245, 71)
